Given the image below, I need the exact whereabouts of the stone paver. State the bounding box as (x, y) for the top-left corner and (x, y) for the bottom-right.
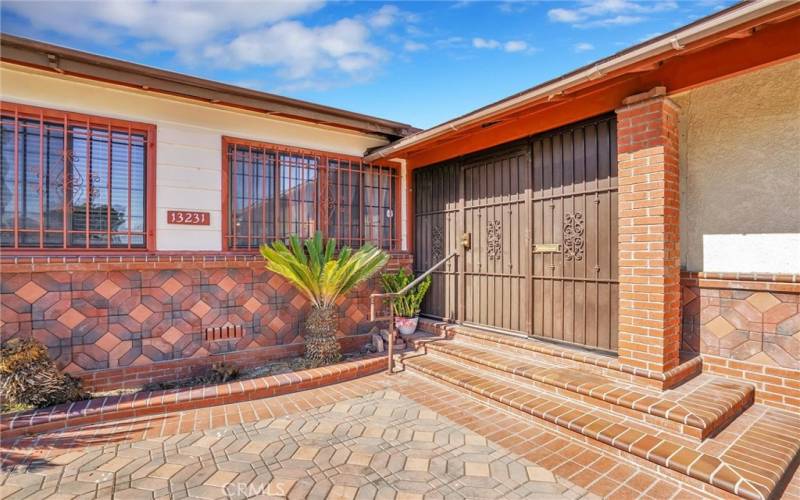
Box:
(1, 388), (571, 500)
(1, 373), (723, 499)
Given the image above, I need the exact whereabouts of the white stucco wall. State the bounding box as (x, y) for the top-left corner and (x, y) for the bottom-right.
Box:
(672, 59), (800, 274)
(0, 63), (392, 251)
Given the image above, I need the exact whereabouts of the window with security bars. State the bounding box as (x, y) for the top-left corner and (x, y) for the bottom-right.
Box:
(224, 138), (398, 251)
(0, 103), (153, 251)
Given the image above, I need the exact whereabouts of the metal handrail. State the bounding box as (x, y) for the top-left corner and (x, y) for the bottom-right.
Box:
(370, 250), (459, 374)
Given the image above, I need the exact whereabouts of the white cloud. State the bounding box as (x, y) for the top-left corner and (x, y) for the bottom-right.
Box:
(548, 0), (676, 28)
(3, 0), (325, 50)
(403, 41), (428, 52)
(473, 37), (531, 53)
(366, 4), (418, 29)
(574, 42), (595, 52)
(3, 1), (412, 89)
(549, 8), (584, 23)
(205, 18), (386, 80)
(473, 37), (501, 49)
(369, 5), (400, 28)
(504, 40), (528, 52)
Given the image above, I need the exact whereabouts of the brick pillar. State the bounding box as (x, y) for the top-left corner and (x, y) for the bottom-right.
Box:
(616, 87), (681, 374)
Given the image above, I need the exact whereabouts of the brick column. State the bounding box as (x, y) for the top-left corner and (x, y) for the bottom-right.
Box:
(616, 87), (681, 374)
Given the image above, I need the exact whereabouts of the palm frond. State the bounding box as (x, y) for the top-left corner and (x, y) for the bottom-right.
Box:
(260, 232), (389, 309)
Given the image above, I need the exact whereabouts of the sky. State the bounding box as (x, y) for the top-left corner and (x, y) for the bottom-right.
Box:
(1, 0), (735, 129)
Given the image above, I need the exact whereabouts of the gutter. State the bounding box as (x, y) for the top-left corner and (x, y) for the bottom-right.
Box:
(364, 0), (791, 161)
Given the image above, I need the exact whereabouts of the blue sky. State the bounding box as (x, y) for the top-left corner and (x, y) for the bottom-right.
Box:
(1, 1), (734, 129)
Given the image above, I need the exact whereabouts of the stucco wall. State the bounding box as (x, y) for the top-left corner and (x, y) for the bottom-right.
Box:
(0, 63), (392, 251)
(672, 59), (800, 274)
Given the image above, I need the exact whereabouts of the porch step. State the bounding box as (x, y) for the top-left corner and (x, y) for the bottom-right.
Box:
(402, 354), (800, 500)
(418, 318), (703, 390)
(424, 340), (753, 440)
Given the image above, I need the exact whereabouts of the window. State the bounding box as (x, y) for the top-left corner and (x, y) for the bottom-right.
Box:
(0, 103), (154, 251)
(224, 138), (398, 251)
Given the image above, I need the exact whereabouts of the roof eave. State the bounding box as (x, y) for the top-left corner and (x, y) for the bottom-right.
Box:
(0, 33), (417, 139)
(364, 0), (796, 161)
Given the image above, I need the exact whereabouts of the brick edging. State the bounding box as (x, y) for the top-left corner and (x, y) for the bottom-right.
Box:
(0, 356), (387, 441)
(0, 252), (413, 273)
(681, 272), (800, 293)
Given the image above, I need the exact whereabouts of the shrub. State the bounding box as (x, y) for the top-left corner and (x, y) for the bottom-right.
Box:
(0, 338), (86, 409)
(260, 232), (389, 367)
(380, 269), (431, 317)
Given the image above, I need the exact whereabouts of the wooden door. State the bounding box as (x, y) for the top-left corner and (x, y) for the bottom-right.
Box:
(530, 115), (619, 352)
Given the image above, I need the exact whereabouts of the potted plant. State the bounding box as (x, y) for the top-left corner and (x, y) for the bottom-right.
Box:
(380, 269), (432, 336)
(260, 232), (389, 367)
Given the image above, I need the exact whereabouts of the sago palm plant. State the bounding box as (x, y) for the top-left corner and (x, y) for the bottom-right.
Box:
(260, 232), (389, 366)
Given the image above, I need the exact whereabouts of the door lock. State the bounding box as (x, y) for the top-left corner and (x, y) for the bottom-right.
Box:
(461, 232), (472, 250)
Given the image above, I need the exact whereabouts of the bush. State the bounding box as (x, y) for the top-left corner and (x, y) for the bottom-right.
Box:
(0, 338), (86, 409)
(380, 269), (431, 318)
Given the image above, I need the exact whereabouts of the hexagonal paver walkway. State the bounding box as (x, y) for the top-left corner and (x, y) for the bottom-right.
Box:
(1, 388), (575, 500)
(3, 371), (758, 499)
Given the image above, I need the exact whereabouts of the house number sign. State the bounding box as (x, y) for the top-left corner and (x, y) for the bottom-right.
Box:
(167, 210), (210, 226)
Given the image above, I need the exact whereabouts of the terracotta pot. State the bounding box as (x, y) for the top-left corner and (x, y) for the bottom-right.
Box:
(395, 316), (419, 336)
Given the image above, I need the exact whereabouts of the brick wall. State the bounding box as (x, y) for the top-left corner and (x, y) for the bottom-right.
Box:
(0, 253), (411, 390)
(681, 272), (799, 411)
(616, 88), (682, 374)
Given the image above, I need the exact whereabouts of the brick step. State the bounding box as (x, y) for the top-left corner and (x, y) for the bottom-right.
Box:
(403, 355), (800, 500)
(423, 339), (753, 440)
(418, 318), (702, 390)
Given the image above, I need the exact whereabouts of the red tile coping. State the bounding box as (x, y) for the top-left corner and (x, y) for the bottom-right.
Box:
(0, 252), (413, 273)
(418, 319), (701, 390)
(424, 340), (754, 440)
(405, 355), (800, 500)
(681, 271), (800, 294)
(0, 355), (387, 441)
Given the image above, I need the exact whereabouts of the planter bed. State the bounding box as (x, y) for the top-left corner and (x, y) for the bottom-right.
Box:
(0, 354), (387, 441)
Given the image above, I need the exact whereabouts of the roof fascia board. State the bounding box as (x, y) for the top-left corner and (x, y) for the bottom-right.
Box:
(364, 0), (795, 161)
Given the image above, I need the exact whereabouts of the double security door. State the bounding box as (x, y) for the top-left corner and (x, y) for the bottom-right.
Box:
(413, 115), (619, 352)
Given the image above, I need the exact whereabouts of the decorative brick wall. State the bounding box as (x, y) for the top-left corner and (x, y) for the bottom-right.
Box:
(0, 253), (411, 390)
(681, 272), (800, 411)
(616, 88), (682, 374)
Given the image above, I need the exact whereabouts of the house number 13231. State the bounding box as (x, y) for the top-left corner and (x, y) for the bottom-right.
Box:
(167, 210), (210, 226)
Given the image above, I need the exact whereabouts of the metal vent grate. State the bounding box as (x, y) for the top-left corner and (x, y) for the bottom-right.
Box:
(204, 324), (244, 342)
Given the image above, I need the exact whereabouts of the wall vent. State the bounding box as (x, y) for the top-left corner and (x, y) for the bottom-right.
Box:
(204, 324), (244, 342)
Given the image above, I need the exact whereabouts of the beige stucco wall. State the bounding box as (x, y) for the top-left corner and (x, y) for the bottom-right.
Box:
(672, 59), (800, 274)
(0, 63), (393, 251)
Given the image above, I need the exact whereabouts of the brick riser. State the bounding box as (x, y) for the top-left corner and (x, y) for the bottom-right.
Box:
(423, 342), (752, 441)
(417, 319), (702, 390)
(438, 335), (752, 434)
(402, 355), (798, 500)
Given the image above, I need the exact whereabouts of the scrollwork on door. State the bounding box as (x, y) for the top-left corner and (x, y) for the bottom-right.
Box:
(487, 220), (502, 260)
(563, 212), (585, 261)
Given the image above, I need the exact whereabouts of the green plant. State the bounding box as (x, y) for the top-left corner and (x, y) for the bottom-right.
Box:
(0, 338), (86, 410)
(380, 269), (431, 318)
(260, 232), (389, 366)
